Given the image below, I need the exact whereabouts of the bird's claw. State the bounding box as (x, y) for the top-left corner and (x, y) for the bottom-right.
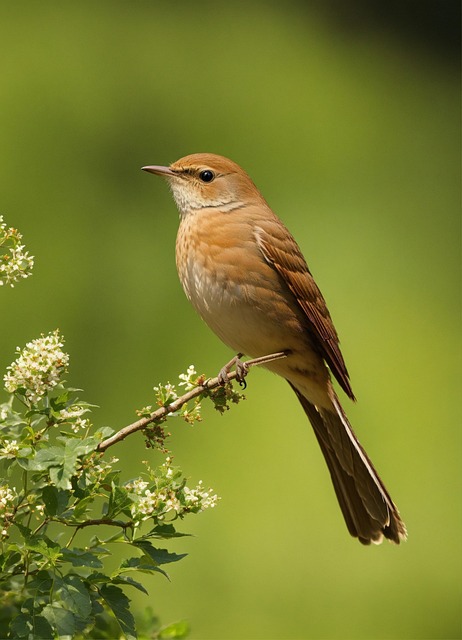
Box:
(217, 367), (229, 386)
(235, 359), (248, 388)
(218, 353), (248, 388)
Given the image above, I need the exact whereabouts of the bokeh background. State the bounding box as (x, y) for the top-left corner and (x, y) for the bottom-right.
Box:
(1, 2), (460, 638)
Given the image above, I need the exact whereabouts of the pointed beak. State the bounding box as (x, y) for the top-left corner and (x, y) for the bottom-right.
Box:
(142, 165), (177, 177)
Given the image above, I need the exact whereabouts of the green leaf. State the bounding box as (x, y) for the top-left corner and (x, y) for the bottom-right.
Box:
(17, 446), (63, 471)
(119, 556), (169, 579)
(49, 390), (70, 413)
(106, 483), (133, 519)
(20, 437), (101, 488)
(10, 612), (54, 640)
(57, 439), (100, 489)
(9, 613), (30, 638)
(56, 575), (92, 617)
(71, 494), (96, 519)
(49, 465), (70, 490)
(27, 570), (53, 595)
(14, 524), (61, 564)
(41, 485), (70, 516)
(159, 620), (190, 639)
(55, 435), (100, 453)
(41, 604), (75, 637)
(94, 425), (114, 439)
(13, 521), (32, 539)
(48, 442), (86, 490)
(86, 570), (110, 583)
(0, 550), (22, 572)
(145, 523), (190, 539)
(99, 584), (137, 640)
(111, 575), (149, 595)
(61, 548), (104, 568)
(132, 540), (187, 565)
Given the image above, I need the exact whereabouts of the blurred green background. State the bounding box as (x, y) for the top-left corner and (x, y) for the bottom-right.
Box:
(1, 2), (460, 638)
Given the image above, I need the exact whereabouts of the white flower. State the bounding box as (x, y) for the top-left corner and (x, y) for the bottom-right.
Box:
(59, 406), (91, 432)
(0, 485), (15, 510)
(184, 481), (219, 511)
(178, 365), (198, 391)
(0, 485), (16, 537)
(130, 485), (182, 520)
(59, 405), (86, 420)
(0, 440), (19, 458)
(135, 489), (157, 517)
(0, 216), (34, 287)
(85, 457), (118, 483)
(153, 382), (178, 403)
(71, 417), (91, 433)
(4, 330), (69, 403)
(126, 479), (149, 495)
(0, 485), (16, 512)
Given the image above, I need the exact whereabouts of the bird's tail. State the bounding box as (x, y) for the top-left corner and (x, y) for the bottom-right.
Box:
(288, 383), (407, 545)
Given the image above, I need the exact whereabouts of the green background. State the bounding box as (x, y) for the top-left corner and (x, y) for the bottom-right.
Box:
(1, 2), (460, 639)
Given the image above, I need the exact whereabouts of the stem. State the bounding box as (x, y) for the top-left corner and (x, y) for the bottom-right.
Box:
(55, 517), (134, 530)
(97, 351), (287, 452)
(65, 529), (77, 548)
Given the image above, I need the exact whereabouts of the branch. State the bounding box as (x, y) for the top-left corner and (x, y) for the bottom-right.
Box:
(56, 517), (133, 530)
(97, 352), (287, 453)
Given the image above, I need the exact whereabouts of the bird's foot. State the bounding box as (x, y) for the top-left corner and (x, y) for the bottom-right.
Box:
(218, 353), (249, 389)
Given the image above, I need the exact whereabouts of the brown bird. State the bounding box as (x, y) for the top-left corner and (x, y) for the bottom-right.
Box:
(143, 153), (406, 545)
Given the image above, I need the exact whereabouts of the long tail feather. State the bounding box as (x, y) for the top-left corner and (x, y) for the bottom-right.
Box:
(288, 383), (407, 545)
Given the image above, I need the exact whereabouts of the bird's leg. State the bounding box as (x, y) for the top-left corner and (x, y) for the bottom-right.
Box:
(218, 352), (248, 387)
(216, 351), (289, 388)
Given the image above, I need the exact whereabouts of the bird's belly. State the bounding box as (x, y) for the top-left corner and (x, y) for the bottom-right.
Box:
(176, 220), (332, 408)
(182, 258), (298, 356)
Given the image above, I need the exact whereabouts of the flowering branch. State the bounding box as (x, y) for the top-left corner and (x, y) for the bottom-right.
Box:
(0, 215), (34, 287)
(97, 351), (287, 453)
(0, 323), (286, 638)
(0, 329), (230, 638)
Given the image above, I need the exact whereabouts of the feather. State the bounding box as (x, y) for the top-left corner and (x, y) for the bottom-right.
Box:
(256, 224), (355, 400)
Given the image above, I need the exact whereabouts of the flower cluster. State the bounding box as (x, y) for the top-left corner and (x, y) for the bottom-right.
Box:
(153, 382), (178, 406)
(0, 314), (222, 638)
(84, 454), (119, 488)
(0, 215), (34, 287)
(183, 481), (220, 511)
(0, 485), (17, 537)
(59, 405), (92, 433)
(178, 365), (198, 391)
(127, 458), (219, 523)
(4, 330), (69, 403)
(153, 365), (199, 406)
(0, 439), (19, 459)
(151, 365), (203, 426)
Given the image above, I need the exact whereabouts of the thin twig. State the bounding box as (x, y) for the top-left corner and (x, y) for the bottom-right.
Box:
(97, 351), (287, 453)
(56, 517), (133, 530)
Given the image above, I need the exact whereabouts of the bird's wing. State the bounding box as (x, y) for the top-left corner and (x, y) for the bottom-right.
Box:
(255, 222), (355, 400)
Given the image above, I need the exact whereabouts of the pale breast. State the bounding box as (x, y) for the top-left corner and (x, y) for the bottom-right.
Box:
(175, 208), (333, 408)
(176, 209), (309, 356)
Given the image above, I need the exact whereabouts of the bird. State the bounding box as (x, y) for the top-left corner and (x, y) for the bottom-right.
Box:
(142, 153), (407, 545)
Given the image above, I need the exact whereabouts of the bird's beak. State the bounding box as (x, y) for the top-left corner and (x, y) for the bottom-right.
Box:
(142, 165), (176, 177)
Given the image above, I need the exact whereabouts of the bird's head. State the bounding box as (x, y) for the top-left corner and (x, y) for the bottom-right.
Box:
(142, 153), (265, 216)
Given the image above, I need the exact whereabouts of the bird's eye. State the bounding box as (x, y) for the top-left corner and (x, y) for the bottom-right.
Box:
(199, 170), (215, 183)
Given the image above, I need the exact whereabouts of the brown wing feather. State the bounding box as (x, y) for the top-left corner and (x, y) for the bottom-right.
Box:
(256, 223), (355, 400)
